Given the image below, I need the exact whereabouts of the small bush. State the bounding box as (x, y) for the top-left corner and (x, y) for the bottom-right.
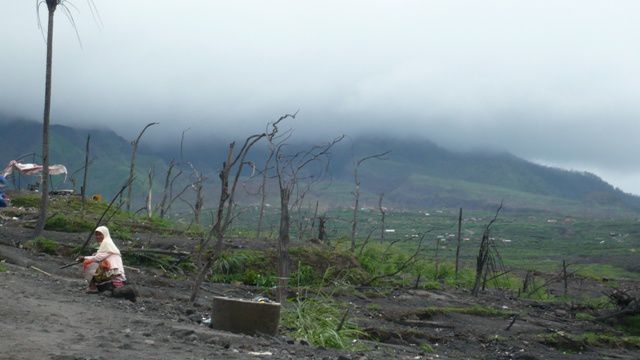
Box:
(9, 194), (40, 208)
(45, 214), (93, 233)
(281, 296), (365, 349)
(420, 343), (435, 353)
(0, 262), (7, 272)
(27, 236), (59, 255)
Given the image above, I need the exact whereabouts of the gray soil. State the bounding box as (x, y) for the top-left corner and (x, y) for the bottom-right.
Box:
(1, 218), (638, 360)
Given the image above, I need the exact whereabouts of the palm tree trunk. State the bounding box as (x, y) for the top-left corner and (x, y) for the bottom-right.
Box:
(35, 7), (56, 237)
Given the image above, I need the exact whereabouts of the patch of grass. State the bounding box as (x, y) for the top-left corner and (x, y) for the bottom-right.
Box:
(8, 194), (40, 208)
(367, 303), (381, 312)
(575, 312), (595, 321)
(573, 263), (640, 281)
(421, 305), (515, 318)
(540, 331), (640, 351)
(0, 262), (7, 272)
(26, 236), (59, 255)
(420, 342), (435, 353)
(45, 214), (94, 233)
(281, 296), (365, 350)
(208, 250), (277, 287)
(616, 314), (640, 336)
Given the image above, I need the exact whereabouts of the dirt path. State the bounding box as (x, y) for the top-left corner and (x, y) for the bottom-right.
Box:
(0, 246), (430, 360)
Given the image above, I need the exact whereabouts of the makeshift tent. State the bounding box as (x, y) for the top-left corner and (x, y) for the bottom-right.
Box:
(2, 160), (68, 181)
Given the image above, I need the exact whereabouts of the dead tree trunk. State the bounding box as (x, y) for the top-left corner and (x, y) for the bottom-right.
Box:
(562, 259), (568, 296)
(274, 134), (344, 302)
(378, 193), (386, 242)
(471, 202), (503, 296)
(145, 167), (154, 219)
(80, 134), (90, 213)
(256, 150), (274, 241)
(454, 207), (463, 280)
(126, 122), (158, 213)
(158, 160), (177, 218)
(350, 151), (390, 252)
(189, 129), (270, 303)
(318, 215), (327, 241)
(277, 186), (291, 302)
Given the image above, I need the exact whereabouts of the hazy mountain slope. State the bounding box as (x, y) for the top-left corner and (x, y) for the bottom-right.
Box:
(0, 116), (167, 201)
(2, 115), (639, 214)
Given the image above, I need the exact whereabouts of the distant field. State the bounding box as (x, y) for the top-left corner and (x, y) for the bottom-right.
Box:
(222, 205), (640, 281)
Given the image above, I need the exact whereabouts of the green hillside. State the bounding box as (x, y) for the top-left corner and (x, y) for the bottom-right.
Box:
(0, 116), (167, 207)
(2, 116), (639, 216)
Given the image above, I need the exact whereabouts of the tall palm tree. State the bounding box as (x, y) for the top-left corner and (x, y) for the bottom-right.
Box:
(34, 0), (60, 237)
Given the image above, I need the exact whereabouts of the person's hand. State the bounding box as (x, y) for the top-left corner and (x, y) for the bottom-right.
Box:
(75, 256), (85, 263)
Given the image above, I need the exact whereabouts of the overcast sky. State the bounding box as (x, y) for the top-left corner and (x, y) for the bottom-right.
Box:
(2, 1), (639, 194)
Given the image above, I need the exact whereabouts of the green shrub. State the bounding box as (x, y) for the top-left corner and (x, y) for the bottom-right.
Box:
(420, 343), (435, 353)
(9, 194), (40, 208)
(45, 214), (93, 233)
(617, 315), (640, 336)
(27, 236), (59, 255)
(281, 296), (365, 349)
(0, 262), (7, 272)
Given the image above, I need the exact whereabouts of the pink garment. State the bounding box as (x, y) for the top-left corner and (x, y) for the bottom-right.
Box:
(84, 251), (126, 280)
(84, 226), (126, 281)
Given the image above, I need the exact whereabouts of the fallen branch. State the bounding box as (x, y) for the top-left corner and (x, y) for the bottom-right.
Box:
(78, 177), (134, 254)
(30, 265), (52, 277)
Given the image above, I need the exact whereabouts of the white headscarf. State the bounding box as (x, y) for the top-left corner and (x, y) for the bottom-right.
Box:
(95, 226), (121, 255)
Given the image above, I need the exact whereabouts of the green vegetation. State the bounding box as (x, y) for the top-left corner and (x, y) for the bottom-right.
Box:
(420, 305), (516, 318)
(281, 296), (364, 349)
(0, 262), (7, 272)
(45, 214), (93, 233)
(420, 343), (435, 353)
(616, 314), (640, 336)
(26, 236), (59, 255)
(8, 193), (40, 208)
(540, 331), (640, 351)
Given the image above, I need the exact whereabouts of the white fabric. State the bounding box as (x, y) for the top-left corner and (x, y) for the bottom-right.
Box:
(2, 160), (68, 180)
(95, 226), (121, 255)
(86, 226), (125, 279)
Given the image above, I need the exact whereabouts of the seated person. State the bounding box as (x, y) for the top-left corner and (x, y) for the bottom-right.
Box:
(77, 226), (128, 294)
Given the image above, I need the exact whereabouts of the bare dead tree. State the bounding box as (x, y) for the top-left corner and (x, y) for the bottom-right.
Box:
(292, 179), (319, 241)
(311, 201), (320, 236)
(80, 134), (90, 212)
(378, 193), (386, 242)
(350, 150), (390, 252)
(454, 207), (463, 280)
(157, 129), (190, 218)
(189, 132), (269, 303)
(157, 160), (177, 218)
(318, 214), (327, 241)
(274, 135), (345, 302)
(181, 163), (206, 225)
(256, 112), (296, 241)
(472, 201), (504, 296)
(126, 122), (158, 212)
(358, 226), (378, 257)
(145, 166), (154, 219)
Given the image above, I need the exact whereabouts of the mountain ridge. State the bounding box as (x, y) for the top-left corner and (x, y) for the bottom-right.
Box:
(2, 115), (638, 215)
